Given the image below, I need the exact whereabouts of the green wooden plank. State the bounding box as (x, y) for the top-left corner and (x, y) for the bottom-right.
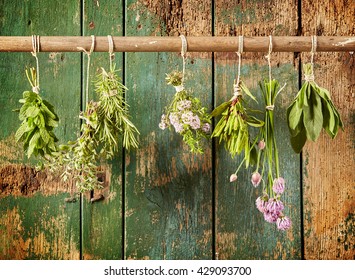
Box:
(124, 0), (213, 259)
(0, 0), (81, 259)
(214, 0), (302, 259)
(81, 0), (123, 260)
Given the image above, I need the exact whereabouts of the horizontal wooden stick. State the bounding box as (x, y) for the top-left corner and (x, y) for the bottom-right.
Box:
(0, 36), (354, 53)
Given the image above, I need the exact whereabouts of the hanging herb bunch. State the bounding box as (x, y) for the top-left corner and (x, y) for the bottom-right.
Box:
(50, 37), (139, 192)
(253, 79), (292, 231)
(159, 71), (211, 154)
(213, 39), (264, 179)
(50, 64), (139, 192)
(159, 36), (211, 154)
(286, 62), (343, 153)
(15, 67), (59, 159)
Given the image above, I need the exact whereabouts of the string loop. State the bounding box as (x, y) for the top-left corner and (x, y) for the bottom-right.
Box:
(310, 35), (317, 74)
(31, 35), (40, 92)
(107, 35), (115, 69)
(234, 35), (244, 98)
(77, 35), (96, 106)
(179, 35), (187, 86)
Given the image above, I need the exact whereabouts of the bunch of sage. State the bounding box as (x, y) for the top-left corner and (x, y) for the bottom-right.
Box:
(159, 71), (211, 154)
(15, 68), (59, 159)
(287, 63), (343, 153)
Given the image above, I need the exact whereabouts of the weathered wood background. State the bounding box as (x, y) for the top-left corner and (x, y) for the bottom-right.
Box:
(0, 0), (354, 260)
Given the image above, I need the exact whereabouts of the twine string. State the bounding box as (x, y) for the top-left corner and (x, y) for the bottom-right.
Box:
(179, 35), (187, 86)
(107, 35), (115, 70)
(265, 35), (273, 110)
(31, 35), (40, 92)
(310, 35), (317, 78)
(77, 35), (95, 106)
(234, 35), (244, 98)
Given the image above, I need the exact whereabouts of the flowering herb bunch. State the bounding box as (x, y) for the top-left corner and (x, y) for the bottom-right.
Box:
(50, 65), (139, 192)
(15, 68), (59, 159)
(250, 79), (291, 231)
(287, 63), (343, 153)
(159, 71), (211, 154)
(211, 80), (263, 166)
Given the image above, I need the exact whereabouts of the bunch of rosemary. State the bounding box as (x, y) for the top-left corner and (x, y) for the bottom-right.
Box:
(287, 63), (343, 153)
(15, 68), (59, 159)
(211, 80), (263, 166)
(159, 71), (211, 154)
(51, 65), (139, 192)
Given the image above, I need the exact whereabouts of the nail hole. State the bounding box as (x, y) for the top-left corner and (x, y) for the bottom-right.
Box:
(28, 20), (31, 26)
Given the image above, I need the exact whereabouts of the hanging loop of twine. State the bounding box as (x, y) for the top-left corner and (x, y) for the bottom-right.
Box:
(234, 35), (244, 98)
(31, 35), (40, 92)
(77, 35), (96, 106)
(306, 35), (317, 82)
(265, 35), (273, 83)
(107, 35), (115, 69)
(179, 35), (187, 86)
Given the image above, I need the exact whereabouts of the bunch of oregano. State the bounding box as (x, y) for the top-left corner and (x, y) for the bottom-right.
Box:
(159, 71), (211, 154)
(15, 68), (59, 159)
(50, 65), (139, 192)
(287, 63), (343, 153)
(211, 80), (263, 166)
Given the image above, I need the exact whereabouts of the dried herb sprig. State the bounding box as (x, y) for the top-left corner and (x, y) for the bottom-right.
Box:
(50, 65), (139, 192)
(15, 68), (59, 159)
(211, 80), (263, 166)
(287, 63), (343, 153)
(95, 65), (139, 156)
(159, 71), (211, 154)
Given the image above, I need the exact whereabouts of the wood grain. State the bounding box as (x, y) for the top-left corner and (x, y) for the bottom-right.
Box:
(214, 0), (302, 259)
(0, 0), (81, 259)
(124, 0), (213, 259)
(81, 0), (124, 260)
(302, 0), (355, 260)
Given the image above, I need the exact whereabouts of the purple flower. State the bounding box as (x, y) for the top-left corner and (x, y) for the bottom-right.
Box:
(251, 172), (262, 187)
(255, 195), (269, 213)
(263, 210), (280, 223)
(266, 197), (284, 213)
(276, 215), (292, 230)
(169, 112), (180, 126)
(202, 123), (211, 133)
(230, 174), (237, 182)
(177, 100), (192, 111)
(189, 115), (201, 130)
(181, 111), (194, 124)
(173, 122), (184, 133)
(273, 177), (285, 194)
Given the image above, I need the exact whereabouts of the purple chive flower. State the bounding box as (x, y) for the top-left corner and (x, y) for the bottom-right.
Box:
(169, 112), (180, 126)
(255, 195), (269, 213)
(266, 197), (284, 213)
(276, 215), (292, 231)
(202, 123), (211, 133)
(273, 177), (285, 194)
(177, 100), (192, 111)
(173, 122), (184, 133)
(263, 210), (280, 223)
(230, 174), (237, 182)
(251, 172), (262, 187)
(159, 114), (169, 130)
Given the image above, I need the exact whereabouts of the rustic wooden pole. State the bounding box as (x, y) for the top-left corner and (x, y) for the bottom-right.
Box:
(0, 36), (354, 52)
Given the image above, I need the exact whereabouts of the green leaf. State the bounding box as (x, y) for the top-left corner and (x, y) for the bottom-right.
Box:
(290, 129), (307, 153)
(246, 115), (264, 127)
(211, 101), (232, 117)
(287, 98), (303, 131)
(240, 81), (257, 103)
(303, 88), (323, 141)
(27, 131), (41, 158)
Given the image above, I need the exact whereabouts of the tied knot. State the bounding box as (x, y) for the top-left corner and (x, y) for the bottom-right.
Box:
(266, 105), (275, 111)
(32, 86), (39, 94)
(233, 85), (242, 97)
(174, 85), (184, 92)
(304, 74), (315, 82)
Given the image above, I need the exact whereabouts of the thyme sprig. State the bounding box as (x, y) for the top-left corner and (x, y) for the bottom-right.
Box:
(50, 65), (139, 192)
(159, 71), (211, 154)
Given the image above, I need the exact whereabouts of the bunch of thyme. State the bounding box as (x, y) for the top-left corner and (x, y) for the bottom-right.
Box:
(159, 71), (211, 154)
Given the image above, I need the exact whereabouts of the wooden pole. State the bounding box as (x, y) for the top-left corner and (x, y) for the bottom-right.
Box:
(0, 36), (354, 53)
